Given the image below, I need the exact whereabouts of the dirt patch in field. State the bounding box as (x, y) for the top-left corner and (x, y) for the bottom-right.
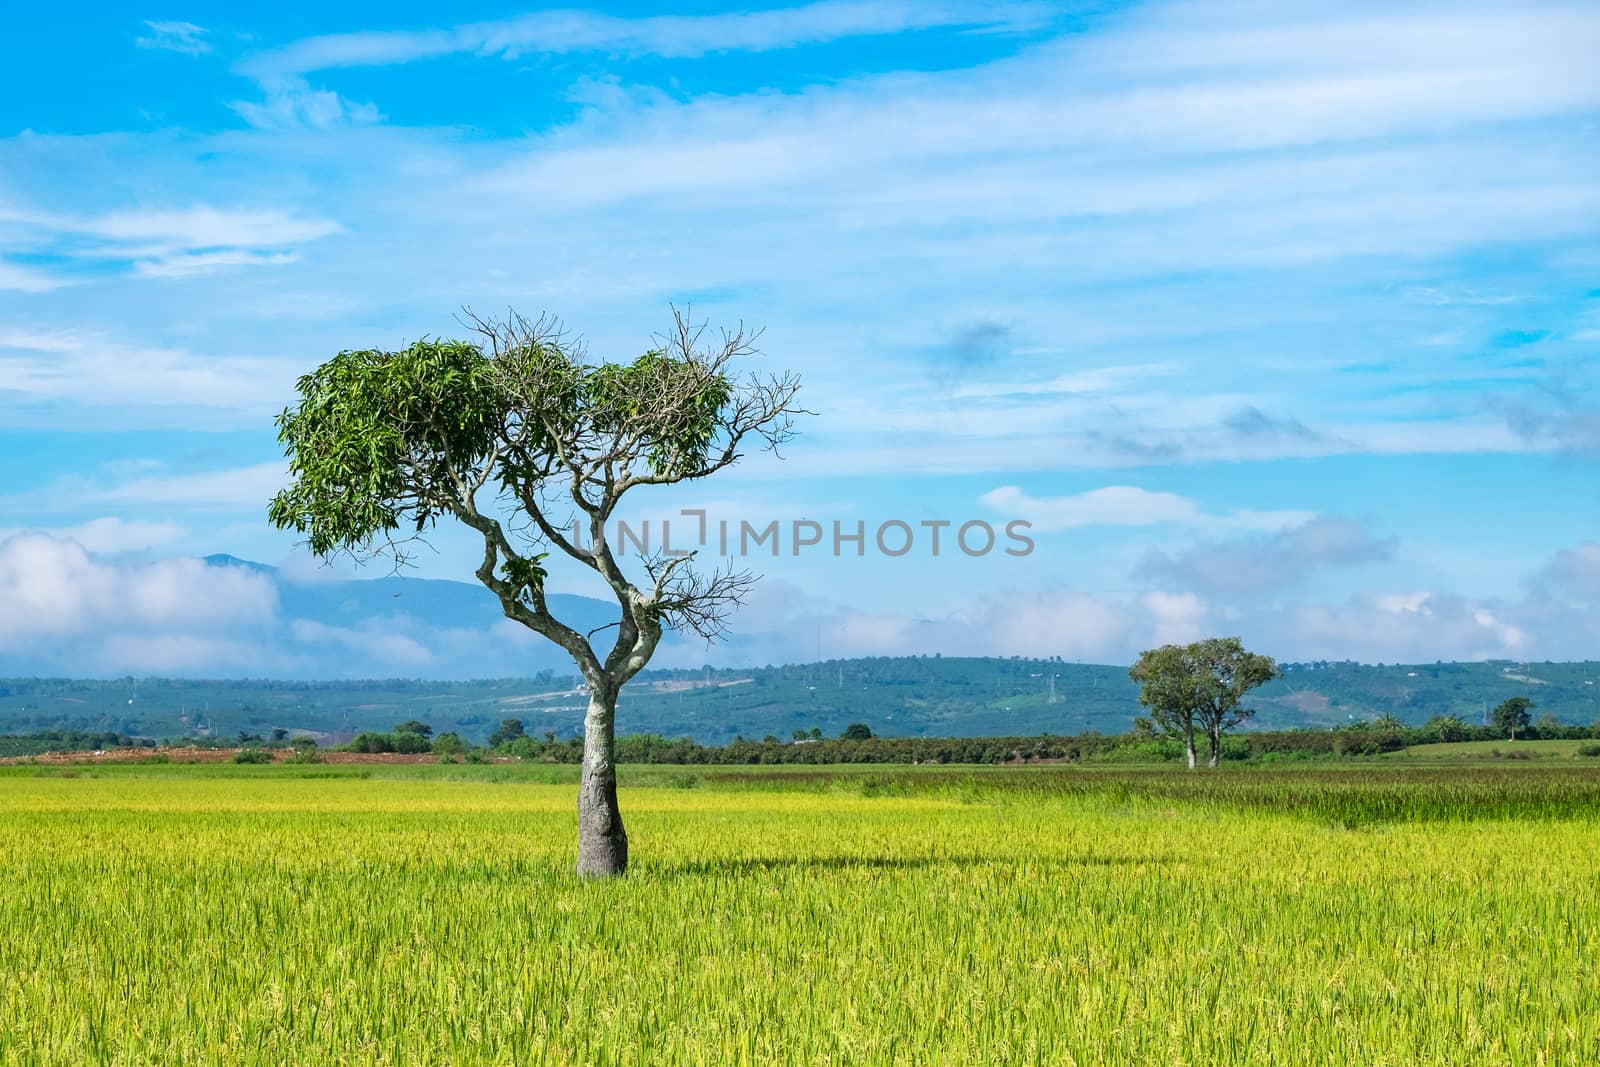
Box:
(0, 747), (517, 766)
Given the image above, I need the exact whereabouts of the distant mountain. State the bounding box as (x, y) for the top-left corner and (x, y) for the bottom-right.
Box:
(202, 555), (631, 678)
(215, 557), (618, 639)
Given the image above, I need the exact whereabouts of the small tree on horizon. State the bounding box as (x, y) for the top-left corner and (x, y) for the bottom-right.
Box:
(1493, 697), (1535, 741)
(268, 308), (803, 878)
(1129, 637), (1279, 769)
(488, 718), (527, 749)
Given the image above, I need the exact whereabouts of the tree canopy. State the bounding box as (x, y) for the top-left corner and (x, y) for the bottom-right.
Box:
(1129, 637), (1279, 769)
(268, 308), (803, 877)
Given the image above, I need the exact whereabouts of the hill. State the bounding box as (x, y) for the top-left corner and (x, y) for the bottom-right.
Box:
(1, 656), (1595, 745)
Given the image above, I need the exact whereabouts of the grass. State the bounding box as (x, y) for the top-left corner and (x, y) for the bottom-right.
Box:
(1, 763), (1597, 1064)
(1384, 738), (1599, 761)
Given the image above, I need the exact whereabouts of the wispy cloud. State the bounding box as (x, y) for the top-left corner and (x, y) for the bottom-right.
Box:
(980, 485), (1313, 533)
(0, 259), (65, 293)
(0, 330), (297, 417)
(1137, 516), (1396, 598)
(0, 518), (187, 554)
(136, 20), (211, 57)
(229, 0), (1051, 130)
(239, 1), (1052, 80)
(0, 201), (339, 281)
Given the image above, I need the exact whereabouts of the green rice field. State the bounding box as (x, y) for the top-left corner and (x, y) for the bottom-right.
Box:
(2, 762), (1597, 1064)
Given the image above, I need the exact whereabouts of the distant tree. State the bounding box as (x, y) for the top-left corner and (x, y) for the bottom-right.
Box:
(809, 727), (823, 740)
(1534, 712), (1562, 737)
(488, 719), (527, 748)
(1129, 637), (1279, 769)
(1424, 714), (1468, 743)
(841, 723), (874, 741)
(432, 731), (466, 756)
(1493, 697), (1535, 740)
(1373, 713), (1405, 731)
(269, 309), (801, 877)
(394, 719), (433, 739)
(791, 729), (810, 741)
(271, 727), (289, 742)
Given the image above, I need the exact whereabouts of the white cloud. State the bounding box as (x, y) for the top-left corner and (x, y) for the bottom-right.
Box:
(0, 534), (279, 671)
(0, 518), (187, 554)
(1138, 516), (1396, 597)
(229, 0), (1047, 131)
(134, 249), (299, 278)
(981, 485), (1312, 533)
(0, 259), (66, 293)
(136, 20), (211, 57)
(289, 618), (435, 666)
(230, 84), (383, 132)
(93, 462), (289, 508)
(0, 330), (296, 416)
(1, 202), (339, 279)
(240, 1), (1051, 79)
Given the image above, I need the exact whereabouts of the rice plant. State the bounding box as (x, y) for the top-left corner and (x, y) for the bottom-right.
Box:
(0, 765), (1595, 1064)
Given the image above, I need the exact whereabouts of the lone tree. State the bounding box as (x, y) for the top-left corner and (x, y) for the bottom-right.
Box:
(1492, 696), (1535, 741)
(268, 309), (802, 877)
(1129, 637), (1279, 769)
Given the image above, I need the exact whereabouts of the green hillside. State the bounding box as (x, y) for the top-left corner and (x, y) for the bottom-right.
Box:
(3, 656), (1597, 746)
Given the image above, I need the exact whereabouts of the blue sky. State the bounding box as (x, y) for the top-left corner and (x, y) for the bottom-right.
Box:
(1, 0), (1598, 677)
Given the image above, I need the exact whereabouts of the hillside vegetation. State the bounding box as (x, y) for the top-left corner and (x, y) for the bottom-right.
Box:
(2, 656), (1596, 745)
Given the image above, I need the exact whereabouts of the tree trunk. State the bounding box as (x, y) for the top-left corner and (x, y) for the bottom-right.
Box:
(1184, 729), (1197, 770)
(576, 685), (627, 879)
(1207, 724), (1222, 768)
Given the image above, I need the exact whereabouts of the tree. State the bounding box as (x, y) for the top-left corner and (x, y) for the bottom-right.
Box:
(1129, 637), (1279, 769)
(1493, 697), (1534, 740)
(1424, 714), (1468, 743)
(840, 723), (874, 741)
(269, 309), (801, 878)
(394, 719), (433, 739)
(1534, 712), (1562, 738)
(488, 718), (527, 748)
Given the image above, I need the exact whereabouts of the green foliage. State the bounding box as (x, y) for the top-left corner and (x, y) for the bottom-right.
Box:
(840, 723), (873, 741)
(346, 730), (432, 755)
(267, 332), (735, 560)
(488, 719), (526, 748)
(230, 748), (275, 765)
(1129, 637), (1278, 767)
(432, 731), (466, 756)
(1424, 714), (1469, 743)
(1493, 697), (1535, 738)
(394, 720), (433, 739)
(582, 349), (732, 476)
(268, 341), (504, 556)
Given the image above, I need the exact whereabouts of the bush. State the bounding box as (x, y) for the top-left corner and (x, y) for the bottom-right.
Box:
(232, 748), (275, 765)
(464, 748), (489, 764)
(1577, 743), (1600, 758)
